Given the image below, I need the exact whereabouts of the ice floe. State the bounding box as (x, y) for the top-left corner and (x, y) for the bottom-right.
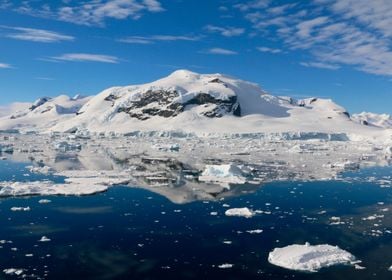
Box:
(0, 181), (108, 197)
(225, 207), (254, 218)
(3, 268), (24, 276)
(268, 243), (357, 272)
(199, 164), (246, 184)
(10, 206), (30, 212)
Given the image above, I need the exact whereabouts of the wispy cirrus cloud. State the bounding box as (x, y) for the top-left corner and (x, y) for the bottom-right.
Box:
(118, 34), (201, 44)
(0, 62), (12, 69)
(237, 0), (392, 76)
(257, 46), (282, 54)
(300, 61), (340, 70)
(49, 53), (119, 64)
(1, 25), (74, 43)
(204, 25), (245, 37)
(4, 0), (165, 26)
(204, 48), (238, 55)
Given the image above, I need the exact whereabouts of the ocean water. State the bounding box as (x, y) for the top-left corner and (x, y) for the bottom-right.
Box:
(0, 160), (391, 279)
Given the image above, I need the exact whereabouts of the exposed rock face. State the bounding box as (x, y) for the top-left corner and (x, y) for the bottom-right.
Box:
(29, 97), (51, 111)
(114, 90), (241, 120)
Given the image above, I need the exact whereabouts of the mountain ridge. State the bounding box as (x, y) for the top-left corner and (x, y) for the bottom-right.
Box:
(0, 70), (390, 142)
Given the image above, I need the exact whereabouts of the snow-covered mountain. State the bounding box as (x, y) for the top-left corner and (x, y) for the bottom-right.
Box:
(0, 95), (91, 132)
(0, 70), (390, 142)
(351, 112), (392, 129)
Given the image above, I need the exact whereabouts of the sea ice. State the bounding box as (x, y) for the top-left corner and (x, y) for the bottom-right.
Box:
(225, 207), (254, 218)
(10, 206), (30, 212)
(268, 243), (357, 272)
(199, 164), (246, 184)
(3, 268), (24, 276)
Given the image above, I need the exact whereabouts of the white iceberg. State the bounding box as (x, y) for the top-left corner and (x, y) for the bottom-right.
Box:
(225, 207), (254, 218)
(199, 164), (246, 184)
(268, 243), (357, 272)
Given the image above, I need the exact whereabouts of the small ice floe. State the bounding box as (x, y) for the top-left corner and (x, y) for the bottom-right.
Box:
(0, 180), (108, 197)
(362, 215), (384, 221)
(199, 164), (246, 185)
(25, 254), (33, 257)
(27, 165), (53, 175)
(223, 241), (232, 245)
(38, 236), (51, 242)
(385, 146), (392, 157)
(388, 265), (392, 271)
(225, 207), (254, 218)
(217, 263), (233, 269)
(246, 229), (263, 234)
(329, 216), (345, 225)
(3, 268), (24, 276)
(268, 243), (357, 272)
(210, 211), (218, 216)
(54, 141), (81, 152)
(38, 199), (52, 204)
(152, 143), (180, 152)
(0, 156), (7, 160)
(331, 160), (360, 170)
(10, 206), (30, 212)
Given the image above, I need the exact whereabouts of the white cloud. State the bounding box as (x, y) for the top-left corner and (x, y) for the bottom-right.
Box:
(11, 0), (165, 26)
(205, 25), (245, 37)
(50, 53), (119, 63)
(300, 61), (340, 70)
(257, 46), (282, 54)
(0, 62), (12, 69)
(238, 0), (392, 76)
(205, 48), (238, 55)
(118, 34), (201, 44)
(234, 0), (270, 12)
(2, 26), (74, 43)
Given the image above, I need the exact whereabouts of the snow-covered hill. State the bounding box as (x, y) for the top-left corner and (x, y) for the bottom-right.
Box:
(0, 95), (91, 132)
(351, 112), (392, 129)
(0, 70), (390, 142)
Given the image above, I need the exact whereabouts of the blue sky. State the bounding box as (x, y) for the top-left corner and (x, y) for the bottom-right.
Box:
(0, 0), (391, 114)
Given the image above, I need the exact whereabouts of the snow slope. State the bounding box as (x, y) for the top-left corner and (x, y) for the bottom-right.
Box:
(0, 95), (91, 132)
(352, 112), (392, 129)
(0, 70), (390, 142)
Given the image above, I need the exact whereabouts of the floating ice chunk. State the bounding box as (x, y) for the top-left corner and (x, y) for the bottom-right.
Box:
(27, 165), (53, 174)
(38, 236), (51, 242)
(3, 268), (24, 275)
(10, 206), (30, 212)
(0, 180), (108, 197)
(54, 141), (81, 151)
(331, 160), (359, 170)
(152, 143), (180, 152)
(38, 199), (52, 204)
(246, 229), (263, 234)
(199, 164), (246, 184)
(268, 243), (357, 272)
(389, 265), (392, 271)
(386, 146), (392, 157)
(217, 264), (233, 269)
(225, 207), (254, 218)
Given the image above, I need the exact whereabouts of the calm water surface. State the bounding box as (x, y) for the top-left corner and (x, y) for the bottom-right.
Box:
(0, 160), (391, 280)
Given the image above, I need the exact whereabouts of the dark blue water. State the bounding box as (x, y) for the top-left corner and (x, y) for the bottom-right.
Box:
(0, 160), (391, 279)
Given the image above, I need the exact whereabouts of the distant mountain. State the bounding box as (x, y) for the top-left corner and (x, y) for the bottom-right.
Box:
(0, 95), (91, 132)
(0, 70), (390, 142)
(351, 112), (392, 129)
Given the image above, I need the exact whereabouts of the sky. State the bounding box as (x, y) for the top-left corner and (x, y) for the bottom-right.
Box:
(0, 0), (391, 114)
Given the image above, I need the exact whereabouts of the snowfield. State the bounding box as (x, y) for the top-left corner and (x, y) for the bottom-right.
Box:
(0, 70), (390, 144)
(268, 243), (357, 272)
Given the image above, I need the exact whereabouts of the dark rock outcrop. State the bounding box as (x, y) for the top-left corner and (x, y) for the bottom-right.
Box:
(112, 90), (241, 120)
